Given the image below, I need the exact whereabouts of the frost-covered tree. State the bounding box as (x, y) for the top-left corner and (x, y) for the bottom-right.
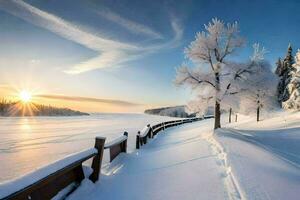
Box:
(175, 19), (276, 129)
(240, 80), (277, 121)
(180, 42), (277, 125)
(276, 44), (295, 104)
(185, 87), (215, 117)
(282, 50), (300, 110)
(237, 46), (278, 121)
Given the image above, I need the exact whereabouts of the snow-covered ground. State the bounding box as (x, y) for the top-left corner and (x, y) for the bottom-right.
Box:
(213, 111), (300, 200)
(68, 111), (300, 200)
(0, 113), (177, 183)
(69, 120), (232, 200)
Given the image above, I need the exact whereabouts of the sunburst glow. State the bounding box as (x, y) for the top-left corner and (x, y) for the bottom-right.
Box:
(19, 90), (32, 103)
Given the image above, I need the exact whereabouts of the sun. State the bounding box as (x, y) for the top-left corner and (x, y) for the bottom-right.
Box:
(19, 90), (32, 103)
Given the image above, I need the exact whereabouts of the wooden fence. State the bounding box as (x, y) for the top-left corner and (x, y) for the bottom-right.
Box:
(136, 117), (202, 149)
(2, 117), (206, 200)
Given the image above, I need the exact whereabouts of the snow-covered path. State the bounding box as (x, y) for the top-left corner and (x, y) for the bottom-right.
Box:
(68, 112), (300, 200)
(215, 129), (300, 200)
(69, 120), (233, 200)
(214, 112), (300, 200)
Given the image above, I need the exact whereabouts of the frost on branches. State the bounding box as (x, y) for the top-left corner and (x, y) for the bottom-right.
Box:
(283, 50), (300, 110)
(237, 47), (278, 121)
(175, 18), (244, 129)
(175, 18), (277, 128)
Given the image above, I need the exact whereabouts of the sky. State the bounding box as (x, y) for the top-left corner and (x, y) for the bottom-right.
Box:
(0, 0), (300, 113)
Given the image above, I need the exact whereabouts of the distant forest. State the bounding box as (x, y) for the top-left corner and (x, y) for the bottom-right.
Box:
(144, 105), (196, 118)
(0, 99), (89, 116)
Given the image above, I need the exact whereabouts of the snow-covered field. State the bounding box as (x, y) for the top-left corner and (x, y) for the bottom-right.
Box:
(214, 111), (300, 200)
(0, 113), (177, 183)
(67, 111), (300, 200)
(1, 111), (299, 200)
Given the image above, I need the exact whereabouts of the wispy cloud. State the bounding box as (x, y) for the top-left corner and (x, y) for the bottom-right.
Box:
(0, 84), (13, 91)
(0, 0), (184, 74)
(0, 0), (137, 51)
(95, 7), (163, 39)
(36, 94), (141, 106)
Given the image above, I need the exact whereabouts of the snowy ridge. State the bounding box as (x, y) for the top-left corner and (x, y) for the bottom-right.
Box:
(204, 133), (246, 200)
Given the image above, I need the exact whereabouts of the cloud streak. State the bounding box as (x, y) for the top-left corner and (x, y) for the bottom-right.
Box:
(36, 94), (141, 106)
(0, 0), (183, 74)
(95, 8), (163, 39)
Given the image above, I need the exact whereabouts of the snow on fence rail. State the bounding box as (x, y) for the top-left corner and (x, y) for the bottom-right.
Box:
(1, 117), (205, 200)
(136, 117), (203, 149)
(0, 148), (98, 200)
(0, 138), (105, 200)
(104, 132), (128, 162)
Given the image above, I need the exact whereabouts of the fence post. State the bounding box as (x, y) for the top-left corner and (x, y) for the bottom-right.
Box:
(136, 132), (140, 149)
(147, 124), (151, 138)
(89, 137), (105, 183)
(122, 132), (128, 153)
(151, 126), (154, 138)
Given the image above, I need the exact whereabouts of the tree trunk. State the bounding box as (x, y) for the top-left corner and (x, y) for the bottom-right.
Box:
(229, 108), (232, 123)
(214, 72), (221, 130)
(257, 106), (260, 122)
(214, 101), (221, 129)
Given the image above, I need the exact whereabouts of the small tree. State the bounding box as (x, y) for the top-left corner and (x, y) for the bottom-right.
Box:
(175, 18), (244, 129)
(237, 45), (278, 121)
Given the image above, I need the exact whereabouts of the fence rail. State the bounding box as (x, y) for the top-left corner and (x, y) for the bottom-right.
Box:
(136, 117), (202, 149)
(3, 116), (207, 200)
(104, 132), (128, 162)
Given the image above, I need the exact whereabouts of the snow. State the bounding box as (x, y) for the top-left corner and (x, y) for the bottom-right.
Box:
(1, 111), (300, 200)
(0, 148), (97, 199)
(67, 111), (300, 200)
(68, 120), (231, 200)
(52, 182), (77, 200)
(0, 113), (177, 183)
(104, 135), (127, 149)
(214, 111), (300, 200)
(139, 125), (150, 137)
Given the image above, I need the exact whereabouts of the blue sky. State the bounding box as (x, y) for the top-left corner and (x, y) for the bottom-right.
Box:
(0, 0), (299, 112)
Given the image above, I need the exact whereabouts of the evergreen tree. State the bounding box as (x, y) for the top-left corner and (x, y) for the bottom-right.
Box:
(275, 58), (283, 76)
(283, 44), (294, 68)
(283, 50), (300, 110)
(276, 44), (295, 104)
(275, 58), (284, 102)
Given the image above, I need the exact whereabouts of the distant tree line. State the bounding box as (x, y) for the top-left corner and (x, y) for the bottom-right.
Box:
(0, 99), (89, 116)
(144, 105), (196, 118)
